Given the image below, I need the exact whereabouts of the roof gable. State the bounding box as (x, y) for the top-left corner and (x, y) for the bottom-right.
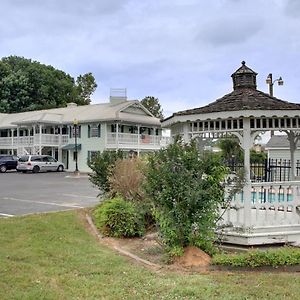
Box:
(121, 102), (152, 117)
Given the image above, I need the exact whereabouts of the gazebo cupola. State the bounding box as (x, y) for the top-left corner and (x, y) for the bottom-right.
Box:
(231, 61), (257, 90)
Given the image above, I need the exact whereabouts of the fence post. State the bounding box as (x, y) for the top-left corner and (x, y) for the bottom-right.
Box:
(264, 158), (268, 182)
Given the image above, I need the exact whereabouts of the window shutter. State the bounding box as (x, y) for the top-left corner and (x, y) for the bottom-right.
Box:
(88, 125), (91, 138)
(98, 124), (101, 137)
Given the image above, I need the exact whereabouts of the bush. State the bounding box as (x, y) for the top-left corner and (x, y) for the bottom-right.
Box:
(93, 197), (145, 238)
(108, 158), (145, 201)
(212, 247), (300, 268)
(88, 150), (125, 193)
(144, 139), (229, 256)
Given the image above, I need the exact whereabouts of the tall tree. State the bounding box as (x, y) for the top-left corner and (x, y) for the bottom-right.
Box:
(140, 96), (164, 120)
(75, 72), (97, 105)
(0, 56), (97, 113)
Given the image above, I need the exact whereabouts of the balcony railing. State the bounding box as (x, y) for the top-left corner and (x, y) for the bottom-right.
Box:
(106, 133), (171, 149)
(0, 134), (69, 147)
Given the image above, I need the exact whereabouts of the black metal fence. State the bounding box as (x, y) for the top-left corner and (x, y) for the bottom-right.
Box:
(227, 159), (300, 182)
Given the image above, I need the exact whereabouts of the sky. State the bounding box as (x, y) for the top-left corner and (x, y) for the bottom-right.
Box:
(1, 0), (300, 117)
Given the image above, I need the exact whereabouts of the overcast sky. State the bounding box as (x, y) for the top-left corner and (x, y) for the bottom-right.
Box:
(1, 0), (300, 117)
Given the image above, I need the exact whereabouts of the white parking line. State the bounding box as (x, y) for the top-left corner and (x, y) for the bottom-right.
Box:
(2, 197), (83, 208)
(0, 212), (14, 217)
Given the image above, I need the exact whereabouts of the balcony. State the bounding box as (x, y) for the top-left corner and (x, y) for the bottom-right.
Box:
(106, 133), (171, 150)
(0, 134), (69, 148)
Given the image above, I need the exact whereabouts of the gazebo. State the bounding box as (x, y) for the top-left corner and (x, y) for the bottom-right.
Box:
(162, 61), (300, 246)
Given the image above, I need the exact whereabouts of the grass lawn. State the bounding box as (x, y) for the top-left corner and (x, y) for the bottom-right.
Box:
(0, 211), (299, 300)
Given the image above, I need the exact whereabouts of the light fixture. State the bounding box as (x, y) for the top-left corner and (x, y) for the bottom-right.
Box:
(266, 73), (272, 85)
(278, 77), (284, 86)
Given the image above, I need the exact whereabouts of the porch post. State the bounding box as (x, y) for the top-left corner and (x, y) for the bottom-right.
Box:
(137, 125), (140, 155)
(11, 129), (14, 151)
(16, 126), (20, 156)
(58, 126), (62, 162)
(104, 124), (107, 148)
(242, 118), (252, 227)
(39, 124), (42, 155)
(116, 123), (119, 150)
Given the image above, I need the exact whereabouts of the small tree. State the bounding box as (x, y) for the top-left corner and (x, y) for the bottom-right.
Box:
(218, 138), (243, 163)
(88, 150), (125, 194)
(144, 139), (229, 256)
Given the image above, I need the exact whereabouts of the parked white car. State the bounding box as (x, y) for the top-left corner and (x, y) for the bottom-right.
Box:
(17, 155), (65, 173)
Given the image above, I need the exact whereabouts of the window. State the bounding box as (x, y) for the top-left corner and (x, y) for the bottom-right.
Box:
(88, 124), (101, 138)
(31, 156), (42, 162)
(46, 156), (56, 162)
(129, 126), (138, 134)
(88, 151), (100, 161)
(111, 124), (116, 133)
(70, 125), (81, 138)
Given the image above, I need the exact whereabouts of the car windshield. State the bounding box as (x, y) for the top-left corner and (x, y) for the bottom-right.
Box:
(19, 156), (29, 162)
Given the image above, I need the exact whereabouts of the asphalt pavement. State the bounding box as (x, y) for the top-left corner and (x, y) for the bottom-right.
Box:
(0, 171), (100, 218)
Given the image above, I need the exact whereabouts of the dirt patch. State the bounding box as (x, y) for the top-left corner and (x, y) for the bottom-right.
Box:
(174, 246), (211, 269)
(82, 211), (213, 273)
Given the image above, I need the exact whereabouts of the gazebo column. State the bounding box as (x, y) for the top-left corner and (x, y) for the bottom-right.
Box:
(241, 118), (252, 227)
(182, 123), (190, 143)
(286, 131), (300, 181)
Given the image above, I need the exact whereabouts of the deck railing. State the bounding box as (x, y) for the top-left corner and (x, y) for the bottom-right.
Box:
(220, 181), (300, 228)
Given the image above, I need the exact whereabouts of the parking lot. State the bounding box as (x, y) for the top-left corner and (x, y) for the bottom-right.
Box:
(0, 171), (100, 217)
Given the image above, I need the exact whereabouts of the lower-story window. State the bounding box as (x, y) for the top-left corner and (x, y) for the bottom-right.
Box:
(88, 151), (100, 161)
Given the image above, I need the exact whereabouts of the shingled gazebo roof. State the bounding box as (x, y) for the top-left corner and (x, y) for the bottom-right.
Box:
(174, 88), (300, 116)
(165, 61), (300, 120)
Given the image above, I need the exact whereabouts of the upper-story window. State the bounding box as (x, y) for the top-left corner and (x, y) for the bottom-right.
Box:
(88, 124), (101, 138)
(69, 125), (81, 138)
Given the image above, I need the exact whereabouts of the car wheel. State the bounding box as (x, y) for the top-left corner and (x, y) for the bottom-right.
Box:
(57, 165), (64, 172)
(22, 171), (27, 173)
(0, 165), (7, 173)
(32, 166), (40, 173)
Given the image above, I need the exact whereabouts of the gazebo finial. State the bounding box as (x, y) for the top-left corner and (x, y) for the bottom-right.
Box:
(241, 60), (246, 65)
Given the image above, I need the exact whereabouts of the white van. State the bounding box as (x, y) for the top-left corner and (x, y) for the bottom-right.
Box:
(17, 155), (65, 173)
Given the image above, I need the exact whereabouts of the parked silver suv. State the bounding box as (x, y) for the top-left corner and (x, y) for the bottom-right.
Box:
(17, 155), (65, 173)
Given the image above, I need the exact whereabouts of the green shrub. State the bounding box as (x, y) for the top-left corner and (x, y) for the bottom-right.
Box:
(93, 197), (145, 238)
(88, 150), (125, 193)
(212, 247), (300, 267)
(144, 138), (229, 256)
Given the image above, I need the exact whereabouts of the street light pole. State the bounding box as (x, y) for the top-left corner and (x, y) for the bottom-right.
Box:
(266, 73), (284, 137)
(266, 73), (284, 97)
(73, 119), (79, 175)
